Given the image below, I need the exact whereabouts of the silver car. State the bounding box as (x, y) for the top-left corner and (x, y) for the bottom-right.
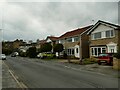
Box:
(0, 54), (6, 60)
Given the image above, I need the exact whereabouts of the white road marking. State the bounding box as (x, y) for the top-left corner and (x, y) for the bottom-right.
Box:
(3, 61), (28, 89)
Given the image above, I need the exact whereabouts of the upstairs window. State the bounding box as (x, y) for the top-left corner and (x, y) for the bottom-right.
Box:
(106, 30), (114, 38)
(91, 30), (115, 40)
(94, 32), (101, 39)
(92, 32), (101, 40)
(74, 36), (79, 42)
(67, 38), (72, 42)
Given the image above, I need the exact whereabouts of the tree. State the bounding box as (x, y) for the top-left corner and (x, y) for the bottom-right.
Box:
(53, 44), (64, 58)
(53, 44), (63, 53)
(40, 43), (52, 53)
(27, 47), (37, 58)
(114, 48), (120, 59)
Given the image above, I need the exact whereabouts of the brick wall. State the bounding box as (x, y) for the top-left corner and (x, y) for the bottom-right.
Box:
(113, 58), (120, 70)
(81, 33), (89, 59)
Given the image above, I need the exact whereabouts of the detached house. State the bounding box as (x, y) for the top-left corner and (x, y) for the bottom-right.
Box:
(87, 20), (120, 57)
(56, 25), (92, 59)
(46, 36), (58, 46)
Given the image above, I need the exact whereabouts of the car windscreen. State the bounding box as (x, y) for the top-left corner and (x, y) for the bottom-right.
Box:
(99, 54), (108, 57)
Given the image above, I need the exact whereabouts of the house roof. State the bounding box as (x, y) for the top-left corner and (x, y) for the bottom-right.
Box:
(46, 36), (59, 41)
(59, 25), (92, 39)
(87, 20), (120, 35)
(39, 40), (46, 43)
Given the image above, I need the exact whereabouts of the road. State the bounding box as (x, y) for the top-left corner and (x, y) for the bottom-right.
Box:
(4, 56), (119, 88)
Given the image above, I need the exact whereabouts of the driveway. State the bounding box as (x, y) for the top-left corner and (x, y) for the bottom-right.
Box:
(55, 59), (119, 77)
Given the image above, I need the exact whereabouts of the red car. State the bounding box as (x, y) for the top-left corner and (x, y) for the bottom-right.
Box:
(98, 53), (113, 65)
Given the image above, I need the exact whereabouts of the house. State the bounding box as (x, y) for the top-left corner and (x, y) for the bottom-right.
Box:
(45, 36), (59, 52)
(46, 36), (58, 46)
(87, 20), (120, 57)
(56, 25), (92, 59)
(36, 39), (46, 49)
(13, 39), (25, 50)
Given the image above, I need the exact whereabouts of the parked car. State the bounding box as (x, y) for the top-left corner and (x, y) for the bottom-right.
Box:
(37, 53), (43, 58)
(0, 54), (6, 60)
(98, 53), (113, 65)
(11, 52), (19, 57)
(37, 52), (55, 59)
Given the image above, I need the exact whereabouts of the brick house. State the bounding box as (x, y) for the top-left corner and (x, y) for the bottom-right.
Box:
(56, 25), (92, 59)
(87, 20), (120, 57)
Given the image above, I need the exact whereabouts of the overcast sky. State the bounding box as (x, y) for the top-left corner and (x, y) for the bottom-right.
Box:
(0, 0), (119, 42)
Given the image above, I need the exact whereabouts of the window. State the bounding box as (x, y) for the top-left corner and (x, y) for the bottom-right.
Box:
(67, 48), (75, 55)
(59, 39), (65, 44)
(91, 30), (115, 40)
(91, 34), (94, 40)
(105, 30), (114, 38)
(91, 47), (106, 56)
(94, 32), (101, 39)
(102, 48), (106, 53)
(72, 49), (74, 55)
(108, 46), (116, 53)
(67, 38), (72, 42)
(74, 36), (79, 42)
(111, 30), (114, 36)
(76, 48), (78, 53)
(106, 31), (110, 37)
(92, 32), (101, 40)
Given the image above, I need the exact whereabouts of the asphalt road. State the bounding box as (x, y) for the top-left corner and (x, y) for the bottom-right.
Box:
(4, 56), (119, 88)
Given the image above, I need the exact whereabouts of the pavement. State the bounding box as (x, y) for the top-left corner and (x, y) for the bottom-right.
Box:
(2, 60), (20, 88)
(55, 59), (119, 77)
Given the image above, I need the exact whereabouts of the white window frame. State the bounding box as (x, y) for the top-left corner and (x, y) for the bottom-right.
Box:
(91, 30), (115, 40)
(107, 45), (117, 53)
(91, 47), (106, 56)
(67, 48), (75, 56)
(66, 38), (72, 42)
(105, 30), (115, 38)
(74, 36), (79, 42)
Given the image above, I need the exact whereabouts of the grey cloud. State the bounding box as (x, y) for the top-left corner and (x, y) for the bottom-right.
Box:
(2, 2), (118, 41)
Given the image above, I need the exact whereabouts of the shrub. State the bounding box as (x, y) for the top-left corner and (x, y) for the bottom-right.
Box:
(2, 48), (13, 55)
(40, 43), (52, 53)
(27, 47), (37, 58)
(114, 49), (120, 59)
(83, 58), (98, 65)
(53, 44), (63, 53)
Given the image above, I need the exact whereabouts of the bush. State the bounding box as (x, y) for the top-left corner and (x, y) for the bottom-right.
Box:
(27, 47), (37, 58)
(83, 58), (98, 65)
(2, 48), (13, 55)
(40, 43), (52, 53)
(114, 50), (120, 59)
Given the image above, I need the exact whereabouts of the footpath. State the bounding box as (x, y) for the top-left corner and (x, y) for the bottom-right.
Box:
(2, 61), (19, 88)
(55, 59), (119, 77)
